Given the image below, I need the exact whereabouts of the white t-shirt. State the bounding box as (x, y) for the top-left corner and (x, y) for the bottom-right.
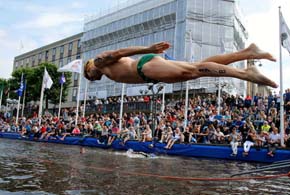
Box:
(269, 133), (281, 142)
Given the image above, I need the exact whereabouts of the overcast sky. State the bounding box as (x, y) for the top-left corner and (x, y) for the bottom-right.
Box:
(0, 0), (289, 91)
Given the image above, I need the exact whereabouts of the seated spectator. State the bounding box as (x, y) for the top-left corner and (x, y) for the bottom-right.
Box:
(72, 124), (81, 136)
(107, 123), (120, 145)
(197, 126), (209, 144)
(243, 127), (257, 156)
(256, 131), (268, 149)
(164, 127), (182, 149)
(261, 121), (271, 134)
(39, 123), (49, 140)
(228, 126), (241, 157)
(267, 127), (281, 157)
(141, 125), (152, 142)
(160, 126), (173, 143)
(207, 124), (217, 144)
(183, 126), (193, 144)
(154, 124), (163, 142)
(215, 126), (225, 144)
(120, 126), (137, 145)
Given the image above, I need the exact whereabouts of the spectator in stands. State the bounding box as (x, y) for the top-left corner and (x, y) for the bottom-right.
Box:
(141, 124), (152, 142)
(243, 127), (257, 156)
(228, 126), (241, 157)
(183, 126), (193, 144)
(164, 127), (182, 149)
(261, 121), (271, 134)
(267, 127), (281, 157)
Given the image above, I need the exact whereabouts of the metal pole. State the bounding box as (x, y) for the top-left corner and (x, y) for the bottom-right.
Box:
(6, 82), (10, 113)
(75, 74), (82, 126)
(119, 83), (125, 130)
(82, 80), (88, 118)
(38, 71), (45, 126)
(0, 88), (3, 113)
(21, 80), (27, 117)
(16, 96), (21, 125)
(217, 78), (221, 115)
(58, 83), (63, 119)
(184, 81), (189, 128)
(279, 7), (284, 146)
(184, 31), (193, 128)
(161, 85), (165, 115)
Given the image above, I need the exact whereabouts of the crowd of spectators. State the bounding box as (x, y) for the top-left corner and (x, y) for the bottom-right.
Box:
(1, 91), (290, 157)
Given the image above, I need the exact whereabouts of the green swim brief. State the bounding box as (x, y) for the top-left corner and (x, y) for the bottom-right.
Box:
(137, 54), (160, 84)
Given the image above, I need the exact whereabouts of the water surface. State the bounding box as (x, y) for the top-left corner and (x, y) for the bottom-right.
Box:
(0, 139), (289, 195)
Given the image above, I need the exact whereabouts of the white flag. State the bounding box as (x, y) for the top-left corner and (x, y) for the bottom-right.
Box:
(43, 68), (53, 89)
(280, 12), (290, 54)
(58, 59), (83, 73)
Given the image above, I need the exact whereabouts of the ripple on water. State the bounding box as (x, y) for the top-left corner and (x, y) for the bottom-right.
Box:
(0, 190), (57, 195)
(6, 175), (34, 180)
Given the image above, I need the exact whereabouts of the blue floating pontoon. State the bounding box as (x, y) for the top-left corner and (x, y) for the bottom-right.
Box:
(0, 132), (289, 163)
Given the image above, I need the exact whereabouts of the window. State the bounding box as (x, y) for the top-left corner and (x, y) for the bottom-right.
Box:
(32, 55), (35, 66)
(67, 57), (71, 64)
(26, 58), (29, 63)
(59, 59), (63, 67)
(52, 48), (56, 61)
(38, 53), (42, 64)
(77, 39), (81, 48)
(77, 39), (81, 54)
(68, 42), (73, 56)
(15, 61), (19, 67)
(74, 73), (78, 80)
(69, 42), (73, 50)
(72, 88), (77, 101)
(60, 45), (64, 53)
(45, 50), (49, 60)
(60, 45), (64, 59)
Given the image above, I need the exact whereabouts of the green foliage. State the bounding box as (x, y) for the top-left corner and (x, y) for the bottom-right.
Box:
(9, 63), (71, 107)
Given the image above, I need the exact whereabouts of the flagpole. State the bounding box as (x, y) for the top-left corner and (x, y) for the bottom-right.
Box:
(217, 78), (221, 115)
(75, 74), (82, 126)
(38, 70), (45, 126)
(16, 73), (23, 125)
(58, 82), (63, 119)
(279, 7), (284, 146)
(0, 84), (3, 112)
(119, 83), (125, 130)
(6, 81), (10, 113)
(16, 96), (21, 125)
(21, 80), (27, 117)
(184, 31), (193, 128)
(82, 80), (88, 118)
(161, 85), (166, 115)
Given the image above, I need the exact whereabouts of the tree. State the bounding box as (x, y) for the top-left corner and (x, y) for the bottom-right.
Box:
(11, 63), (71, 109)
(0, 78), (9, 110)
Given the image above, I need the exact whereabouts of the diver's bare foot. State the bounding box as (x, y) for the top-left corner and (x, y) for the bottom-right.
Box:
(246, 43), (276, 62)
(246, 66), (278, 88)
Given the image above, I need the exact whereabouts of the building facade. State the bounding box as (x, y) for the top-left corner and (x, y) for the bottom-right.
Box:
(81, 0), (248, 100)
(13, 33), (83, 106)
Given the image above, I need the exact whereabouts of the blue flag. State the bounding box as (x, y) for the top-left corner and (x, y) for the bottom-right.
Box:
(17, 74), (24, 97)
(59, 73), (66, 84)
(164, 53), (175, 60)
